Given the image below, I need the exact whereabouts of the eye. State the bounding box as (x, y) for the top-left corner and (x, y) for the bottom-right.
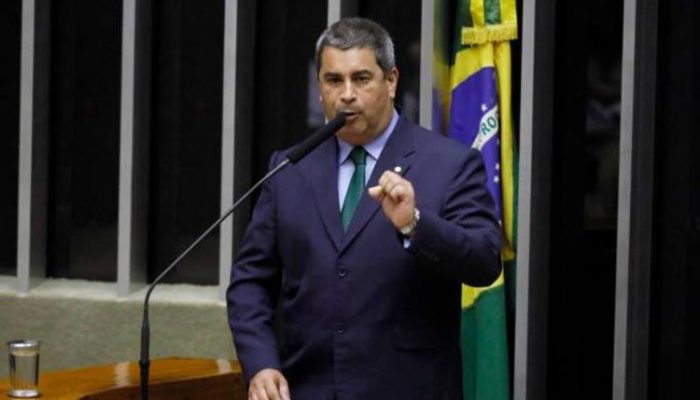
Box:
(324, 75), (342, 85)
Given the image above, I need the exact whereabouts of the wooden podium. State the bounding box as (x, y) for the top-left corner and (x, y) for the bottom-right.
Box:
(0, 358), (245, 399)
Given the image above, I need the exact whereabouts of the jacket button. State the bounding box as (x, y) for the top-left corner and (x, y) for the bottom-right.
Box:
(338, 267), (347, 277)
(336, 323), (345, 334)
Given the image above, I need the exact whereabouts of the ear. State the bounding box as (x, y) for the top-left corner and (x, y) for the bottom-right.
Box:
(386, 67), (399, 100)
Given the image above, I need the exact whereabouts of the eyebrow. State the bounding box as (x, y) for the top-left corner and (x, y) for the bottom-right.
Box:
(352, 70), (373, 77)
(322, 69), (374, 79)
(322, 72), (342, 79)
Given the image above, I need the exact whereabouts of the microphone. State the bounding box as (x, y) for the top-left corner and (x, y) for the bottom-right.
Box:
(286, 112), (347, 163)
(139, 113), (346, 399)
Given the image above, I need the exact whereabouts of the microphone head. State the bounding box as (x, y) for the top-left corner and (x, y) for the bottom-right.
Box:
(287, 112), (347, 163)
(327, 112), (348, 130)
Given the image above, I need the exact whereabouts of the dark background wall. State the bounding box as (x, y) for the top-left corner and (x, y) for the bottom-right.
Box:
(649, 0), (700, 398)
(0, 0), (22, 275)
(148, 0), (224, 285)
(547, 0), (622, 397)
(48, 0), (123, 281)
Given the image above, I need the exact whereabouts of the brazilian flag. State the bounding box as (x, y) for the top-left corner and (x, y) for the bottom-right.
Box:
(433, 0), (518, 399)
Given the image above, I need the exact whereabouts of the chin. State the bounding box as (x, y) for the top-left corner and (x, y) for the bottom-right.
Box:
(339, 125), (361, 137)
(338, 130), (368, 145)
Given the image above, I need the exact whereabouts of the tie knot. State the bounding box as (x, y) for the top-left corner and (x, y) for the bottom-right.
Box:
(349, 146), (367, 166)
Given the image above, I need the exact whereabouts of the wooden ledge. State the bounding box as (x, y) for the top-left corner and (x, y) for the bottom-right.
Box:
(0, 358), (245, 399)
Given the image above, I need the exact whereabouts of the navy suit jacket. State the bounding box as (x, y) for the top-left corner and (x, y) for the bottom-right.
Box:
(227, 115), (501, 400)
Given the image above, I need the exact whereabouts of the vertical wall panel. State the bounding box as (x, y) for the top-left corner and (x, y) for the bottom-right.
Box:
(513, 0), (556, 398)
(118, 0), (151, 296)
(418, 0), (433, 130)
(219, 0), (237, 299)
(17, 0), (51, 292)
(328, 0), (342, 24)
(612, 0), (658, 398)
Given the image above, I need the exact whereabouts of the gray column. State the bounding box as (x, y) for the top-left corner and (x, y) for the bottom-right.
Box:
(418, 0), (434, 130)
(612, 0), (658, 398)
(328, 0), (357, 24)
(220, 0), (238, 300)
(17, 0), (51, 293)
(328, 0), (342, 24)
(513, 0), (556, 398)
(118, 0), (152, 297)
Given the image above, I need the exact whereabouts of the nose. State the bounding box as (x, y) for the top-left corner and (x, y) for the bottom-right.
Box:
(340, 80), (356, 103)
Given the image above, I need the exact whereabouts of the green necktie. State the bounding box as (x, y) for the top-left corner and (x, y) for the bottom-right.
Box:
(341, 146), (367, 231)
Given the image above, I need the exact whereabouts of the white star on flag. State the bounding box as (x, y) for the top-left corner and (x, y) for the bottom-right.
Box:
(494, 175), (500, 183)
(481, 103), (488, 112)
(495, 163), (500, 170)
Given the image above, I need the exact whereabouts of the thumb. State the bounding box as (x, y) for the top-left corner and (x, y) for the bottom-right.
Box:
(368, 185), (385, 200)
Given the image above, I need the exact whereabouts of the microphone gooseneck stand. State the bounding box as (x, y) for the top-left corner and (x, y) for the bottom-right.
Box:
(139, 159), (289, 400)
(139, 113), (346, 399)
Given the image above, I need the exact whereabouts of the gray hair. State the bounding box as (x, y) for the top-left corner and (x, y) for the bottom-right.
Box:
(315, 17), (395, 75)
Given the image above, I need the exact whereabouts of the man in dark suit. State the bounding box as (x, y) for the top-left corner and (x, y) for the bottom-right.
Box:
(227, 17), (501, 400)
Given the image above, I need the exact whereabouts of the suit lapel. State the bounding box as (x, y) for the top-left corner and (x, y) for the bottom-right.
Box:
(298, 138), (344, 251)
(340, 119), (416, 253)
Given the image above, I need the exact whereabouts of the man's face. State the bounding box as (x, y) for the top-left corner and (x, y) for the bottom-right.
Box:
(318, 46), (398, 145)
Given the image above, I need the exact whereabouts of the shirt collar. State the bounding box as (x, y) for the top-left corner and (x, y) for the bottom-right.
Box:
(337, 109), (399, 165)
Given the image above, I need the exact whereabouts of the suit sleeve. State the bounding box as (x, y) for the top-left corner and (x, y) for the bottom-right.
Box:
(408, 148), (502, 287)
(226, 152), (283, 382)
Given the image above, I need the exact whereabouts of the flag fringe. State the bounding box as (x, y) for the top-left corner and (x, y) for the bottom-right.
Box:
(462, 23), (518, 45)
